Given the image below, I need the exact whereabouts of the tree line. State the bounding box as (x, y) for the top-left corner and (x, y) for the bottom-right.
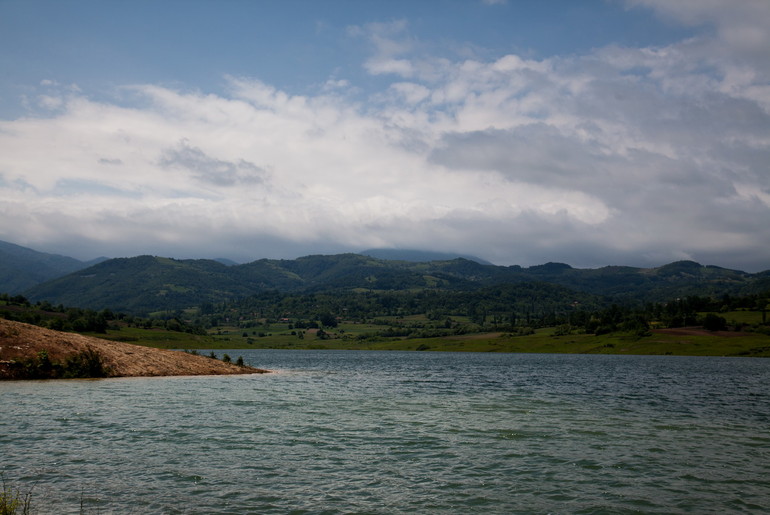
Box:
(3, 286), (768, 341)
(191, 288), (770, 339)
(0, 293), (205, 335)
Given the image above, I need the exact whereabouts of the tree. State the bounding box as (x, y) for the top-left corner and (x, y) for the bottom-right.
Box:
(318, 312), (338, 328)
(702, 313), (727, 332)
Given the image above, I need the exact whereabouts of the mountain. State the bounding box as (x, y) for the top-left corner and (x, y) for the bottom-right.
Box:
(0, 240), (105, 294)
(22, 252), (769, 315)
(23, 255), (248, 314)
(360, 248), (493, 265)
(23, 254), (451, 312)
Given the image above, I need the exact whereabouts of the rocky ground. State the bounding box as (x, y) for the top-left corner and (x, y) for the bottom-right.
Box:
(0, 318), (268, 379)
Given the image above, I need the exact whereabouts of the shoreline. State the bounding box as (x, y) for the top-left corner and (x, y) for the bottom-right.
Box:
(0, 318), (269, 380)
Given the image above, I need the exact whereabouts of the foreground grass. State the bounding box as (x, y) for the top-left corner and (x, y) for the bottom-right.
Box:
(0, 475), (32, 515)
(85, 322), (770, 357)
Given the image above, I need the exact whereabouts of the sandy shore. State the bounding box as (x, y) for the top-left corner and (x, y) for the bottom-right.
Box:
(0, 318), (268, 379)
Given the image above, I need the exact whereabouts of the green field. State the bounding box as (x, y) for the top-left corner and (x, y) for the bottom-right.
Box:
(715, 309), (766, 325)
(84, 326), (218, 348)
(87, 314), (770, 357)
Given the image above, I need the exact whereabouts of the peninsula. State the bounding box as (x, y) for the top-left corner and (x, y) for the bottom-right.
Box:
(0, 318), (268, 379)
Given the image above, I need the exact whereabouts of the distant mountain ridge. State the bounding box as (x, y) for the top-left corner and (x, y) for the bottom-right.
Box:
(359, 248), (493, 265)
(3, 239), (768, 315)
(18, 252), (770, 315)
(0, 240), (106, 294)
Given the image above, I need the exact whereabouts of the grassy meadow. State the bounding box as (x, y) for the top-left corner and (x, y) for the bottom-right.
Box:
(85, 310), (770, 357)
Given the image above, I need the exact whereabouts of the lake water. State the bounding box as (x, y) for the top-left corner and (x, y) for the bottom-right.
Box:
(1, 350), (769, 514)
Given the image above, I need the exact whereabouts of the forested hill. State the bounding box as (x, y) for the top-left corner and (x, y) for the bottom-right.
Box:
(20, 253), (770, 315)
(0, 240), (106, 293)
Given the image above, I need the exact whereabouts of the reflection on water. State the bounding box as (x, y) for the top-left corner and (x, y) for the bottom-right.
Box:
(2, 351), (769, 513)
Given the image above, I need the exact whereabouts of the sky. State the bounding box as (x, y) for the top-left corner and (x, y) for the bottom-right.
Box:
(1, 0), (769, 272)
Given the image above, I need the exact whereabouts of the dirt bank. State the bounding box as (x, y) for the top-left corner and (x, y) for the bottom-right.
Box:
(0, 318), (268, 379)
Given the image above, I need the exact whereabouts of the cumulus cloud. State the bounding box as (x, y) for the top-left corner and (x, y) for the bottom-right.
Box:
(0, 2), (769, 271)
(159, 141), (267, 188)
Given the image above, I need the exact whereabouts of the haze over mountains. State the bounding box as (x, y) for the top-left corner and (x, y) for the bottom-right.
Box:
(2, 239), (768, 316)
(0, 240), (108, 293)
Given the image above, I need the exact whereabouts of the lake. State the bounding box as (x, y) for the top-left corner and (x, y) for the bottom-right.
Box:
(2, 351), (769, 514)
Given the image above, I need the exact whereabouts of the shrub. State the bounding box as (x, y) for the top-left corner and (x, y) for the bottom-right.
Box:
(702, 313), (728, 332)
(7, 347), (110, 380)
(0, 474), (33, 514)
(62, 347), (110, 378)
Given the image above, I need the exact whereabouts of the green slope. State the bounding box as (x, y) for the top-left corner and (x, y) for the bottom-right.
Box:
(0, 239), (101, 293)
(22, 253), (769, 315)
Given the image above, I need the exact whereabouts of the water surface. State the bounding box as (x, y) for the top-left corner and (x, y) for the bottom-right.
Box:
(2, 351), (769, 513)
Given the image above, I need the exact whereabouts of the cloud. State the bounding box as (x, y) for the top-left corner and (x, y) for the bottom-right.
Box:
(351, 20), (421, 79)
(627, 0), (770, 51)
(159, 141), (268, 187)
(389, 82), (431, 104)
(625, 1), (770, 89)
(0, 3), (769, 271)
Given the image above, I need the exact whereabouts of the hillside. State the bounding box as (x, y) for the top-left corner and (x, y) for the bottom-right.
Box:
(21, 253), (768, 315)
(0, 240), (105, 293)
(23, 253), (460, 312)
(23, 255), (251, 313)
(359, 248), (493, 265)
(0, 318), (267, 379)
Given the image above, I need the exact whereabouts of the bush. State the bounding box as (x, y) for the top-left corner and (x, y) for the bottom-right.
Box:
(594, 324), (616, 336)
(702, 313), (728, 332)
(6, 347), (110, 380)
(62, 347), (110, 378)
(0, 474), (33, 514)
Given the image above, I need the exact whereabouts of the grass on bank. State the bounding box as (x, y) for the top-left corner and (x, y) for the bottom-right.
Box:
(0, 474), (32, 515)
(3, 348), (111, 380)
(403, 328), (770, 356)
(0, 474), (101, 515)
(83, 315), (770, 357)
(83, 325), (218, 349)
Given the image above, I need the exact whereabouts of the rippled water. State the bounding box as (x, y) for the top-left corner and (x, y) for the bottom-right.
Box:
(2, 351), (769, 514)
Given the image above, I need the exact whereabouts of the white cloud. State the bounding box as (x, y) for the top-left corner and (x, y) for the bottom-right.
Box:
(352, 20), (421, 79)
(389, 82), (431, 104)
(37, 95), (64, 110)
(0, 3), (769, 271)
(365, 58), (415, 77)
